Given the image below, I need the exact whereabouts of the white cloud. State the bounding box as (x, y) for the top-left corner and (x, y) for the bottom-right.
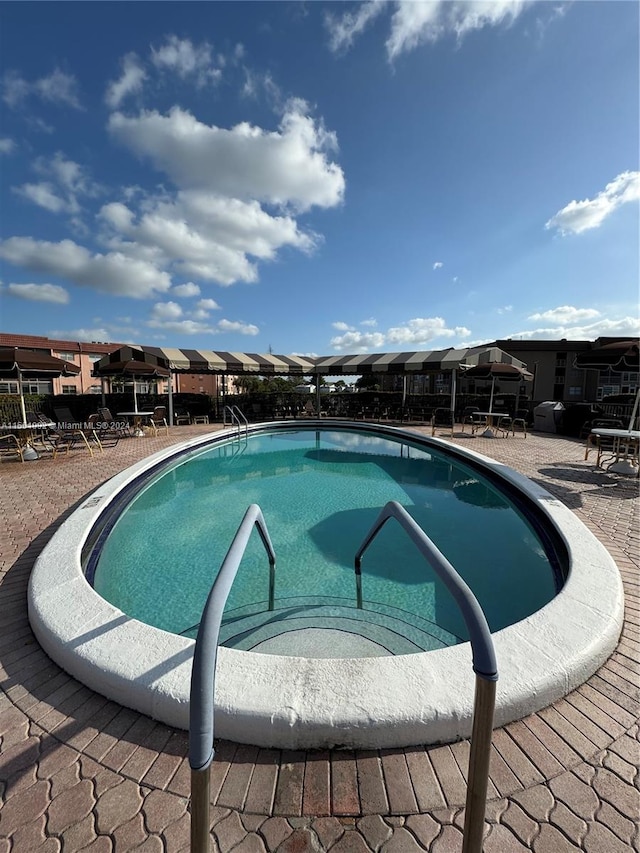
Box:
(150, 36), (221, 86)
(326, 1), (388, 53)
(171, 281), (201, 297)
(330, 316), (471, 351)
(3, 68), (82, 109)
(528, 305), (600, 325)
(196, 298), (220, 311)
(326, 1), (533, 60)
(147, 318), (216, 335)
(150, 301), (183, 321)
(108, 99), (345, 212)
(2, 71), (30, 107)
(332, 321), (354, 331)
(52, 327), (119, 343)
(433, 261), (443, 270)
(545, 171), (640, 235)
(0, 236), (171, 298)
(105, 53), (147, 110)
(98, 190), (316, 286)
(508, 316), (640, 341)
(360, 318), (377, 327)
(15, 152), (100, 216)
(387, 317), (471, 345)
(13, 182), (67, 213)
(497, 305), (513, 315)
(6, 282), (69, 304)
(36, 69), (82, 108)
(0, 138), (15, 154)
(218, 319), (259, 335)
(330, 330), (386, 352)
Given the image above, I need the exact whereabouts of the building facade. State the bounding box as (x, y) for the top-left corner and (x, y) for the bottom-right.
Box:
(1, 332), (636, 406)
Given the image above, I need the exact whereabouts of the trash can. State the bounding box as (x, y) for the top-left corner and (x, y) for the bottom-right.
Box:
(533, 401), (565, 433)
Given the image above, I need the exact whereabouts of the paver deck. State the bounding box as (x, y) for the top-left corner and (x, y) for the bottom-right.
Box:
(0, 421), (638, 851)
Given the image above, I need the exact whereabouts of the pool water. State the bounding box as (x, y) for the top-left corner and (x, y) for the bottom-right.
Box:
(92, 427), (560, 654)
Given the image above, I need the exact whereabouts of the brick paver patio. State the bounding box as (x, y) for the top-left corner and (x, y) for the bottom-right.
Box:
(0, 421), (638, 851)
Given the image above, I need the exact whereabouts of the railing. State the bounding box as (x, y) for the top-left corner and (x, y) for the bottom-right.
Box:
(223, 404), (248, 438)
(354, 501), (498, 853)
(189, 504), (276, 853)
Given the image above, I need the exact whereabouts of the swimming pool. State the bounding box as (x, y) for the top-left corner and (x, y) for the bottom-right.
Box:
(89, 427), (563, 656)
(29, 421), (624, 748)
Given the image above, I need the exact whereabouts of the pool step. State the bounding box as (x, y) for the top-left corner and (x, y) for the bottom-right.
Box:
(212, 595), (462, 657)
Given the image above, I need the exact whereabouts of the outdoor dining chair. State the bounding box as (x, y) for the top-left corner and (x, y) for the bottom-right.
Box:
(0, 433), (24, 462)
(149, 406), (169, 436)
(584, 418), (625, 467)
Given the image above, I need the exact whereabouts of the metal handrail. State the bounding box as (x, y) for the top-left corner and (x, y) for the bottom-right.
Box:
(189, 504), (275, 852)
(354, 500), (498, 853)
(223, 405), (248, 438)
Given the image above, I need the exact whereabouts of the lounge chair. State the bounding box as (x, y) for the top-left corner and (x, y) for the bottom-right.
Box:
(174, 408), (192, 425)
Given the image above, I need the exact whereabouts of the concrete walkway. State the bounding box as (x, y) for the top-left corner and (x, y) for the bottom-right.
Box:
(0, 422), (638, 852)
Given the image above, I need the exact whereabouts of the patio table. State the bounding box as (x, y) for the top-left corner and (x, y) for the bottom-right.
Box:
(590, 427), (640, 476)
(117, 411), (153, 436)
(0, 421), (55, 446)
(473, 411), (505, 439)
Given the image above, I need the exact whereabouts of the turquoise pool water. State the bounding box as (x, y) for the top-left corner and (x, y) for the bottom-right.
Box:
(92, 427), (561, 652)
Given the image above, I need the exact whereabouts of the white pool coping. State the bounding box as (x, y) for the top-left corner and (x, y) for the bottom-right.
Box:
(28, 421), (624, 749)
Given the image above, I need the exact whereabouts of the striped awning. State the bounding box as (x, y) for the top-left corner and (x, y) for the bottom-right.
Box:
(311, 346), (528, 376)
(97, 344), (527, 377)
(140, 347), (317, 375)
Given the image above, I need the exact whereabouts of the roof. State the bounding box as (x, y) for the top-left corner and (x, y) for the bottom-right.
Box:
(0, 333), (125, 355)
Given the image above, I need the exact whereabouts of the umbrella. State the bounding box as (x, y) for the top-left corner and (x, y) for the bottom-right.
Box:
(0, 347), (81, 423)
(92, 359), (170, 414)
(460, 362), (533, 413)
(575, 340), (639, 430)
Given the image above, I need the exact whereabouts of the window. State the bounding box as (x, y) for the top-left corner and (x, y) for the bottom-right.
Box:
(89, 385), (103, 394)
(62, 385), (78, 395)
(22, 379), (53, 394)
(87, 353), (104, 363)
(56, 351), (76, 362)
(568, 387), (582, 396)
(0, 381), (19, 394)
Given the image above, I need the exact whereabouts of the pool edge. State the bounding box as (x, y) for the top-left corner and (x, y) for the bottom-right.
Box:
(28, 421), (624, 749)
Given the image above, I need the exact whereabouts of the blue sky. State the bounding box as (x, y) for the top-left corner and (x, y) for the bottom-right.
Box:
(1, 1), (638, 356)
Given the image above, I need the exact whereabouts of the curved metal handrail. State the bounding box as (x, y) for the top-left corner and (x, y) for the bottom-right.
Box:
(355, 500), (497, 680)
(190, 503), (275, 773)
(223, 405), (248, 438)
(354, 500), (498, 853)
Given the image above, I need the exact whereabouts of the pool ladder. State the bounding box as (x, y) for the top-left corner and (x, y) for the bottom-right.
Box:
(188, 501), (498, 853)
(223, 405), (248, 440)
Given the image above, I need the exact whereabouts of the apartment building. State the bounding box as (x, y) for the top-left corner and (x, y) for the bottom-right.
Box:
(0, 333), (222, 397)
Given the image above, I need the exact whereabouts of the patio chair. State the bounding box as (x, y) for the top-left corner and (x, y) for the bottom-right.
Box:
(87, 413), (119, 448)
(26, 412), (73, 460)
(149, 406), (169, 436)
(584, 418), (625, 467)
(0, 433), (25, 463)
(174, 407), (192, 425)
(98, 407), (130, 438)
(53, 406), (83, 430)
(460, 407), (480, 433)
(494, 413), (514, 438)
